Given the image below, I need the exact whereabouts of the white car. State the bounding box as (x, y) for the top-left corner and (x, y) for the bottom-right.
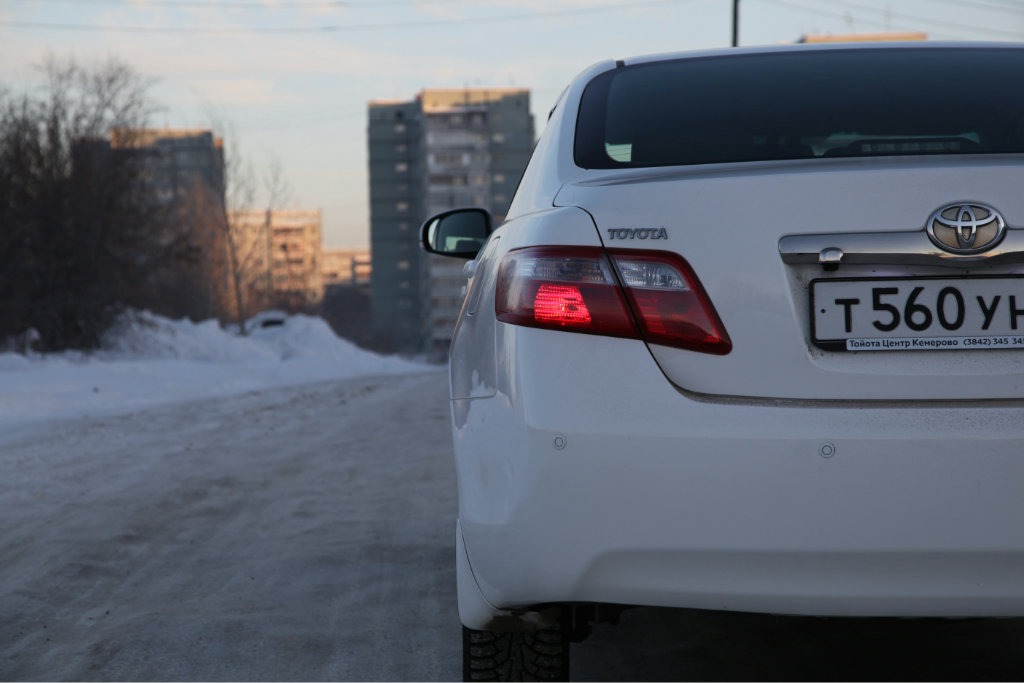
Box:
(422, 42), (1024, 681)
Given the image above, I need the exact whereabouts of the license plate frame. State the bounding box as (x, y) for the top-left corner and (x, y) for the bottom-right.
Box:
(810, 275), (1024, 351)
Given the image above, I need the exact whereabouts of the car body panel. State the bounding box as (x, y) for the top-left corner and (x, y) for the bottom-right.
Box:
(456, 327), (1024, 617)
(449, 206), (605, 404)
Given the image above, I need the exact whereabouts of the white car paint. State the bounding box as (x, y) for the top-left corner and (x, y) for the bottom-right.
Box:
(441, 43), (1024, 629)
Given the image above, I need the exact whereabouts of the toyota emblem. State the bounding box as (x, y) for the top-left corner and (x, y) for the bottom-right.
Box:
(927, 203), (1006, 255)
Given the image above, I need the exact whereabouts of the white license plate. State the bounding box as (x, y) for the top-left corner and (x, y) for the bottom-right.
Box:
(811, 277), (1024, 351)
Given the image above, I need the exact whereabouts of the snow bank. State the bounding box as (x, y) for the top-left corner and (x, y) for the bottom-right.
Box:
(0, 311), (436, 427)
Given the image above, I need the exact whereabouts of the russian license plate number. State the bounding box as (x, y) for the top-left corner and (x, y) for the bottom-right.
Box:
(811, 276), (1024, 351)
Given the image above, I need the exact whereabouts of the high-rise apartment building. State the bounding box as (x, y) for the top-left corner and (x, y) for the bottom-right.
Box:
(321, 247), (373, 350)
(367, 88), (534, 355)
(267, 209), (323, 310)
(367, 99), (426, 354)
(118, 128), (226, 198)
(322, 248), (371, 287)
(111, 128), (231, 321)
(229, 209), (324, 316)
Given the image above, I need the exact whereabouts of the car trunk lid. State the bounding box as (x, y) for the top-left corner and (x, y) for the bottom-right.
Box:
(555, 158), (1024, 401)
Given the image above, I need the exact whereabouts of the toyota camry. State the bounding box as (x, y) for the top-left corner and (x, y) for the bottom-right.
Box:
(421, 42), (1024, 681)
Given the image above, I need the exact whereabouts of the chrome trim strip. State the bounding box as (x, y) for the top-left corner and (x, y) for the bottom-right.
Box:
(779, 228), (1024, 268)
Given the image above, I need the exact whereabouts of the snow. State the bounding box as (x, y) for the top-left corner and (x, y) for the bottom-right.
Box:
(0, 311), (435, 428)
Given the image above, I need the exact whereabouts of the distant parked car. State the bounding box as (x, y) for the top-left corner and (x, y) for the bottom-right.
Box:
(424, 42), (1024, 681)
(244, 310), (288, 334)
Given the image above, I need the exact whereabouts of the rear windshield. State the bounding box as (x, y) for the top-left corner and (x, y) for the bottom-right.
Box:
(574, 47), (1024, 169)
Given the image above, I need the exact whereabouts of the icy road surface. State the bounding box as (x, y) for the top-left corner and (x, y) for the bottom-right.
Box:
(4, 368), (1024, 680)
(1, 371), (459, 680)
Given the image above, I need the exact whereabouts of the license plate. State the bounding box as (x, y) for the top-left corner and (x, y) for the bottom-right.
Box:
(811, 276), (1024, 351)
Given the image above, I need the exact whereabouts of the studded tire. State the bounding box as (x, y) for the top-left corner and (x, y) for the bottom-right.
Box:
(462, 624), (570, 681)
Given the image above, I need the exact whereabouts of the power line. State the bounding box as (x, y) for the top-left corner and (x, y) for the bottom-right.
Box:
(2, 0), (687, 33)
(826, 0), (1024, 39)
(933, 0), (1024, 12)
(760, 0), (904, 32)
(0, 19), (323, 33)
(762, 0), (1023, 40)
(12, 0), (496, 7)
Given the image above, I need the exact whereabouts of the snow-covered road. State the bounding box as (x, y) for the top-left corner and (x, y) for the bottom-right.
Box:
(0, 371), (460, 680)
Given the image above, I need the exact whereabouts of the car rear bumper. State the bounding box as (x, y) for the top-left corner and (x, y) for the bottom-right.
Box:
(453, 328), (1024, 620)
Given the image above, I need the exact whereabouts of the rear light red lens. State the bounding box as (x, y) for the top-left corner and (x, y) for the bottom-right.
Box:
(495, 246), (731, 355)
(611, 250), (732, 355)
(496, 247), (638, 339)
(533, 284), (593, 326)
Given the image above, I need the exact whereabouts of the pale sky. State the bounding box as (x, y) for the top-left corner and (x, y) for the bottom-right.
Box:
(3, 0), (1023, 248)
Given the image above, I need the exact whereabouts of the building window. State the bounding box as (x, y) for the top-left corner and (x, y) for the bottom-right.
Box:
(397, 259), (411, 270)
(395, 162), (408, 173)
(397, 201), (408, 212)
(493, 173), (506, 183)
(492, 133), (505, 144)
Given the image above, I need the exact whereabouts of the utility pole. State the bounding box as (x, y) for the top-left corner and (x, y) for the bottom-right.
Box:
(732, 0), (740, 47)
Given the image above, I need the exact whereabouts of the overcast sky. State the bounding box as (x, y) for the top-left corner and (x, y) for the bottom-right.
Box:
(2, 0), (1023, 248)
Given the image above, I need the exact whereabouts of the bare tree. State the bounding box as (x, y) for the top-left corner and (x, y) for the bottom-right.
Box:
(212, 123), (294, 332)
(0, 56), (185, 350)
(263, 155), (293, 210)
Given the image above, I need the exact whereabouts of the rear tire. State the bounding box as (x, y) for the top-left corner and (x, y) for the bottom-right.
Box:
(462, 624), (570, 681)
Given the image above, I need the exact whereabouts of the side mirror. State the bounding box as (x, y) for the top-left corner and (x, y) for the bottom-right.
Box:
(421, 208), (492, 259)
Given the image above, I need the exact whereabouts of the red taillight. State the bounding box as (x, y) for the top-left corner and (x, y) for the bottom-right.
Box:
(496, 247), (638, 339)
(533, 284), (593, 326)
(495, 246), (731, 355)
(612, 250), (732, 355)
